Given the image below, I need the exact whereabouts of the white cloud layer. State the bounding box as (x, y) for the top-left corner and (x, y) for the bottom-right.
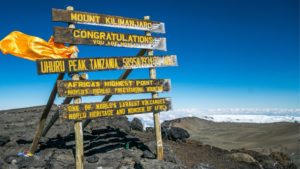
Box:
(127, 108), (300, 128)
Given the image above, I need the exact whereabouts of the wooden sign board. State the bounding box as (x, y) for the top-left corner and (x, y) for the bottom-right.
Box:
(52, 9), (165, 33)
(54, 27), (167, 51)
(36, 55), (177, 74)
(59, 98), (171, 120)
(57, 79), (171, 97)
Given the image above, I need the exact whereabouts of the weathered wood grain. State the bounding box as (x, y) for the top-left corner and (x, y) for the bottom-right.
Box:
(57, 79), (171, 97)
(52, 8), (165, 33)
(59, 98), (172, 121)
(53, 27), (167, 51)
(36, 55), (177, 74)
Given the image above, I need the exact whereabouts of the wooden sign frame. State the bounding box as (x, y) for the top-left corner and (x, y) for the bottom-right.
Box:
(29, 6), (173, 168)
(57, 79), (171, 97)
(54, 27), (167, 51)
(52, 8), (165, 33)
(36, 55), (177, 74)
(59, 98), (172, 120)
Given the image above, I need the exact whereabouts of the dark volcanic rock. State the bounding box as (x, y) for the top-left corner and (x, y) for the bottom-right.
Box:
(142, 150), (155, 159)
(137, 159), (186, 169)
(16, 157), (47, 169)
(270, 152), (297, 169)
(162, 126), (190, 142)
(145, 141), (182, 164)
(4, 155), (20, 164)
(229, 152), (257, 163)
(164, 144), (183, 164)
(86, 155), (99, 163)
(131, 118), (144, 132)
(16, 139), (31, 145)
(145, 127), (154, 133)
(232, 149), (298, 169)
(161, 120), (190, 142)
(169, 127), (190, 141)
(46, 158), (75, 169)
(191, 163), (216, 169)
(89, 116), (131, 133)
(96, 149), (126, 168)
(231, 149), (275, 169)
(0, 135), (10, 146)
(1, 106), (298, 169)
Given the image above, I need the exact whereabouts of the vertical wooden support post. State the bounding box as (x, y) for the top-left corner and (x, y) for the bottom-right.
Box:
(66, 6), (84, 169)
(29, 73), (64, 154)
(144, 16), (164, 160)
(73, 75), (84, 169)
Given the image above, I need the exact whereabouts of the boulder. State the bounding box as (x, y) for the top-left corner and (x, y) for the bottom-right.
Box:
(162, 127), (190, 141)
(130, 118), (144, 132)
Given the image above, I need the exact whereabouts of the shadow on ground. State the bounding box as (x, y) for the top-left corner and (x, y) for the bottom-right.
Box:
(35, 127), (150, 157)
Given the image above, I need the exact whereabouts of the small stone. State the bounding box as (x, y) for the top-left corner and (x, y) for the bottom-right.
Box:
(11, 159), (17, 165)
(87, 155), (99, 163)
(4, 155), (20, 164)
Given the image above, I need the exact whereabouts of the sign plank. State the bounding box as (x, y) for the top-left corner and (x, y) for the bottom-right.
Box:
(57, 79), (171, 97)
(36, 55), (177, 74)
(54, 27), (167, 51)
(52, 9), (165, 33)
(59, 98), (171, 121)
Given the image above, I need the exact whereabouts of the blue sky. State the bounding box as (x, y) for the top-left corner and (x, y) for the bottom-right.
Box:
(0, 0), (299, 110)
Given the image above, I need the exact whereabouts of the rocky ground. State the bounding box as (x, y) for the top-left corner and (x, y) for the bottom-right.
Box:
(163, 117), (300, 168)
(0, 106), (298, 169)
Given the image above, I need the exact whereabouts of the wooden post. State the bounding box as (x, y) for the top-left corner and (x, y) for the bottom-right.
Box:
(144, 16), (164, 160)
(29, 75), (64, 153)
(72, 75), (84, 169)
(66, 6), (84, 169)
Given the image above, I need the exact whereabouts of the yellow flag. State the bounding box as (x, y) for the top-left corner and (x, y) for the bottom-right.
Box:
(0, 31), (78, 61)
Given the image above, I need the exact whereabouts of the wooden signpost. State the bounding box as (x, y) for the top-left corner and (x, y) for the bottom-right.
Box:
(36, 55), (177, 74)
(57, 79), (171, 97)
(30, 6), (177, 169)
(52, 8), (165, 33)
(60, 98), (171, 120)
(54, 27), (167, 51)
